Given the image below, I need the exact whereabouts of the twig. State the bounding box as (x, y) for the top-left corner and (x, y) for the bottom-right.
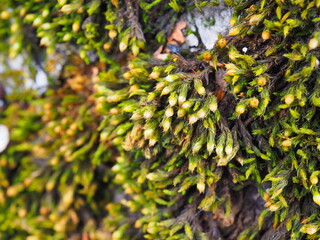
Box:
(126, 0), (145, 41)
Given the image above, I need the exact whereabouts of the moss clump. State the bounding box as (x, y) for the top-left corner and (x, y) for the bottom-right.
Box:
(0, 0), (320, 239)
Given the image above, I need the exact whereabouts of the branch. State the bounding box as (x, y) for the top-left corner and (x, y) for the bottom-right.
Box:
(126, 0), (145, 41)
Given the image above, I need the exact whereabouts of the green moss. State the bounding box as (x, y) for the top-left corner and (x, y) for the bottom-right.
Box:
(0, 0), (320, 239)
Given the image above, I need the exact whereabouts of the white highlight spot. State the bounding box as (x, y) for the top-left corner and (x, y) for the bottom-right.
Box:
(0, 124), (10, 153)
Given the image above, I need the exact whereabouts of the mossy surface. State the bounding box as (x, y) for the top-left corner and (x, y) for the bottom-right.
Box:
(0, 0), (320, 239)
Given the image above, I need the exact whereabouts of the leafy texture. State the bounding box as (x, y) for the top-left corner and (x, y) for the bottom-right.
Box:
(0, 0), (320, 239)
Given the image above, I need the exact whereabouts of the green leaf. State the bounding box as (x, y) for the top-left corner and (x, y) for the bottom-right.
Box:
(276, 6), (282, 20)
(283, 52), (303, 61)
(289, 108), (300, 119)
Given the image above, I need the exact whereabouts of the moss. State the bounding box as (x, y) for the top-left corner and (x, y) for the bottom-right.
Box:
(0, 0), (320, 239)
